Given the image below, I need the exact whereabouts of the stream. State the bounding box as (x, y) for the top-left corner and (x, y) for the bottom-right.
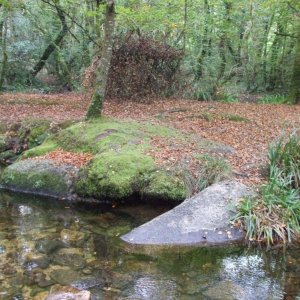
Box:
(0, 191), (300, 299)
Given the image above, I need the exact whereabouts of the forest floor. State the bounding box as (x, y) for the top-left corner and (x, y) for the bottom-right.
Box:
(1, 92), (300, 188)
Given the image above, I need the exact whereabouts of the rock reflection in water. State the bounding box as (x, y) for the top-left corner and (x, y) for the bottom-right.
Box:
(0, 191), (300, 299)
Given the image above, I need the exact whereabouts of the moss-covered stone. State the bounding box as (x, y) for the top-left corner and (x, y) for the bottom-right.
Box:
(0, 150), (18, 165)
(142, 170), (187, 201)
(0, 159), (78, 199)
(21, 140), (58, 159)
(75, 150), (155, 200)
(19, 118), (51, 148)
(8, 118), (230, 202)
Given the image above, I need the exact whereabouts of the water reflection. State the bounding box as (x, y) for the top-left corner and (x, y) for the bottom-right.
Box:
(0, 191), (299, 299)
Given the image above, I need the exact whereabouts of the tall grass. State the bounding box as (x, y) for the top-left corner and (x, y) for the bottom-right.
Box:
(258, 94), (289, 104)
(234, 134), (300, 247)
(197, 155), (232, 191)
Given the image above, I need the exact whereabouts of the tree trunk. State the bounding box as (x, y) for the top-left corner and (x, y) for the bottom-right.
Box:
(28, 2), (68, 81)
(86, 0), (115, 119)
(288, 22), (300, 103)
(0, 9), (8, 91)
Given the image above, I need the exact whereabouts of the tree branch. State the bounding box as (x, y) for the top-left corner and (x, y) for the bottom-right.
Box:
(274, 32), (297, 38)
(41, 0), (100, 47)
(287, 2), (300, 16)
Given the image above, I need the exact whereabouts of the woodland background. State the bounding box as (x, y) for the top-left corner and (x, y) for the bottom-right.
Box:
(0, 0), (299, 103)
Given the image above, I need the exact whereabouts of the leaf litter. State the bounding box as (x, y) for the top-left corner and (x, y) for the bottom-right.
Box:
(1, 92), (300, 188)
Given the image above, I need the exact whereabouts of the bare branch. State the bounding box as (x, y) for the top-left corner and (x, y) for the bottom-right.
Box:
(274, 32), (297, 38)
(41, 0), (100, 47)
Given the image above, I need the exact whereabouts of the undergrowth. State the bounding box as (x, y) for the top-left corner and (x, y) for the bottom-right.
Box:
(234, 134), (300, 247)
(196, 155), (232, 191)
(258, 94), (289, 104)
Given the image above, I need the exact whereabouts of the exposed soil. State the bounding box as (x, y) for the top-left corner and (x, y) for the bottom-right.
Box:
(1, 92), (300, 187)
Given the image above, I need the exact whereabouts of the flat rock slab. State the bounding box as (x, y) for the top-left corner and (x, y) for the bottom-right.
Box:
(121, 181), (253, 247)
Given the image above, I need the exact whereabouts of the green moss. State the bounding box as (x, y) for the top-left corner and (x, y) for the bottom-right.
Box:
(15, 118), (230, 202)
(86, 92), (103, 119)
(0, 150), (17, 165)
(21, 140), (58, 159)
(75, 150), (155, 200)
(0, 160), (69, 195)
(142, 170), (187, 201)
(19, 118), (51, 148)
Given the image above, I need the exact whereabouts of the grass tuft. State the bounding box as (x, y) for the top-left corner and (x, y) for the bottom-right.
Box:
(258, 94), (289, 104)
(234, 133), (300, 247)
(196, 155), (232, 191)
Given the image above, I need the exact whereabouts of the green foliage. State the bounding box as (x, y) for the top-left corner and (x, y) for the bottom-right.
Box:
(0, 0), (298, 96)
(217, 93), (239, 103)
(268, 134), (300, 189)
(258, 94), (289, 104)
(234, 180), (300, 247)
(196, 155), (232, 191)
(234, 134), (300, 246)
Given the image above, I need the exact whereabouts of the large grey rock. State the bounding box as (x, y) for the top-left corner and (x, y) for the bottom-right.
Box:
(121, 181), (253, 246)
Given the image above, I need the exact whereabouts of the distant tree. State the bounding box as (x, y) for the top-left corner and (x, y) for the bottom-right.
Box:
(288, 15), (300, 103)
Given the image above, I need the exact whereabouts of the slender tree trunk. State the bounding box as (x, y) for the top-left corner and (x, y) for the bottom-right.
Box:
(268, 22), (284, 90)
(183, 0), (188, 52)
(288, 22), (300, 103)
(195, 0), (211, 79)
(0, 10), (8, 91)
(86, 0), (115, 119)
(261, 14), (274, 87)
(28, 2), (68, 81)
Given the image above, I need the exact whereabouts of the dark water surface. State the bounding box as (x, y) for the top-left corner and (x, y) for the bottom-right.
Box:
(0, 191), (300, 299)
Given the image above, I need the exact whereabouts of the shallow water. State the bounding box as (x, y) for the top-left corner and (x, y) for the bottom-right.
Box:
(0, 191), (300, 300)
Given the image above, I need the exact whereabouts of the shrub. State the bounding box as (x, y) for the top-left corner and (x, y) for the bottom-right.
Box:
(268, 135), (300, 189)
(197, 155), (232, 191)
(234, 134), (300, 247)
(258, 94), (289, 104)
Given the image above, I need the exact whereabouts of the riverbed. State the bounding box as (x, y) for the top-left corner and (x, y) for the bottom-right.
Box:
(0, 191), (299, 299)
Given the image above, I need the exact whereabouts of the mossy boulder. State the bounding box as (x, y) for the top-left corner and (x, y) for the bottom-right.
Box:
(16, 118), (52, 149)
(75, 150), (187, 202)
(142, 170), (187, 201)
(1, 118), (53, 164)
(0, 159), (78, 199)
(2, 118), (231, 202)
(22, 140), (58, 159)
(75, 150), (154, 200)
